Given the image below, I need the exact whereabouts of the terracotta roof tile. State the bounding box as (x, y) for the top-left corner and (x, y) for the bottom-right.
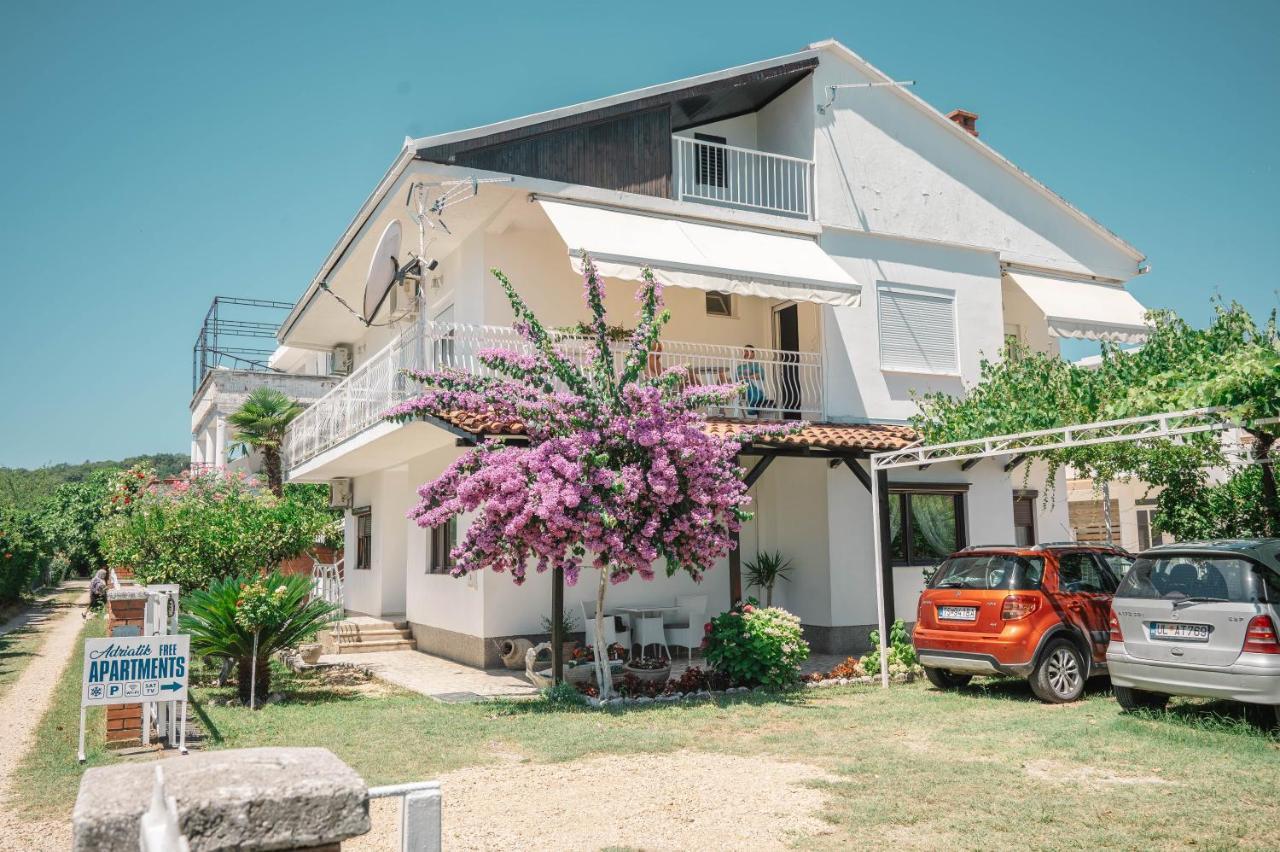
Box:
(425, 411), (917, 454)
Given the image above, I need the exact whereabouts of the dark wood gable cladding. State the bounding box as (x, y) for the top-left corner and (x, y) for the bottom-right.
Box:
(417, 58), (816, 201)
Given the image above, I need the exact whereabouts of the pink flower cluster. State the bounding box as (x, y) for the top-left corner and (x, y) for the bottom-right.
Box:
(387, 253), (802, 589)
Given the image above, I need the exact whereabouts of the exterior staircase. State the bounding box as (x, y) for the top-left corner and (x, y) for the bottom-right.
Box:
(322, 615), (416, 654)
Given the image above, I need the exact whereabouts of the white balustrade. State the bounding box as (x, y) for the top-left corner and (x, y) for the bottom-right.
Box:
(672, 135), (814, 219)
(284, 317), (824, 471)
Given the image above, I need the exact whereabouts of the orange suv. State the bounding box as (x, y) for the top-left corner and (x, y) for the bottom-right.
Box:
(912, 544), (1133, 703)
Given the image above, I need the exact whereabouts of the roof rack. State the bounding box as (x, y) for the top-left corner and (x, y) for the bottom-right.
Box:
(1031, 541), (1087, 550)
(960, 544), (1020, 551)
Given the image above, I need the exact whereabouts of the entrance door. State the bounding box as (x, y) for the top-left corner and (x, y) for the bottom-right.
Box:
(772, 303), (801, 420)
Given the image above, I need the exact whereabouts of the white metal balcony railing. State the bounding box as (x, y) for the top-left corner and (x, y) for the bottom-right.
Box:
(283, 317), (825, 471)
(672, 136), (814, 219)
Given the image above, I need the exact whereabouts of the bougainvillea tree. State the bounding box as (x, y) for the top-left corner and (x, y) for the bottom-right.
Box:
(386, 254), (796, 694)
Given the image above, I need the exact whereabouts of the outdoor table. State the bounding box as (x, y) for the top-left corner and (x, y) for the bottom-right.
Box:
(615, 605), (680, 658)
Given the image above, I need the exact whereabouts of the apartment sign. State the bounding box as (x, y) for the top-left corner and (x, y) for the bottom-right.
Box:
(81, 635), (190, 706)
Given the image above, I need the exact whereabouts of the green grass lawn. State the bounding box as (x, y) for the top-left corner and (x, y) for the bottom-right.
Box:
(0, 584), (85, 700)
(16, 653), (1280, 848)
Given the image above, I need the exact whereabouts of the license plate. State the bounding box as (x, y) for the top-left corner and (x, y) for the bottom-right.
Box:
(1150, 622), (1211, 642)
(938, 606), (978, 622)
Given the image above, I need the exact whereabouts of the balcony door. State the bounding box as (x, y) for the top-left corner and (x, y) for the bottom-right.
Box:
(772, 303), (801, 420)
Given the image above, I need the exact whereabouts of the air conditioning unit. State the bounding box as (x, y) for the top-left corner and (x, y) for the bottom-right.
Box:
(389, 278), (420, 318)
(328, 478), (353, 509)
(332, 344), (353, 376)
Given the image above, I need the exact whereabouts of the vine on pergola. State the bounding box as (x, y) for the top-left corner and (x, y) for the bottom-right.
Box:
(385, 253), (797, 694)
(912, 300), (1280, 538)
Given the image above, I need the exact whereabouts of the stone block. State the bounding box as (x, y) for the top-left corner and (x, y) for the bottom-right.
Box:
(73, 747), (370, 852)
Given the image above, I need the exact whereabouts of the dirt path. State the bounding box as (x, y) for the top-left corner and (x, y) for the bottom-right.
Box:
(0, 581), (88, 851)
(349, 749), (838, 851)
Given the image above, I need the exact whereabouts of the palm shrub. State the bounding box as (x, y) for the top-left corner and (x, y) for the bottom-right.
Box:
(744, 550), (793, 607)
(227, 387), (304, 497)
(703, 599), (809, 689)
(179, 570), (337, 705)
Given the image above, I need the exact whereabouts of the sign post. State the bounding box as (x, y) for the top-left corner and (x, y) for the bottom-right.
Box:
(79, 634), (190, 762)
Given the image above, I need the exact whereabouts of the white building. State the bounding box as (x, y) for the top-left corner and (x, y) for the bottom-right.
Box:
(271, 40), (1151, 667)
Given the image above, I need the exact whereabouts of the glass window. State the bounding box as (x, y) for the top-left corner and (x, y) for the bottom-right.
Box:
(1116, 556), (1279, 603)
(931, 555), (1045, 591)
(705, 291), (734, 317)
(1102, 553), (1134, 578)
(1013, 494), (1036, 546)
(428, 518), (456, 575)
(889, 491), (965, 565)
(355, 509), (372, 571)
(1056, 552), (1116, 594)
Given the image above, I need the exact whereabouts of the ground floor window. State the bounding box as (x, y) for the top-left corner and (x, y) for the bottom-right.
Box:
(1013, 491), (1037, 546)
(354, 508), (372, 570)
(428, 518), (456, 575)
(888, 487), (967, 565)
(1136, 500), (1172, 551)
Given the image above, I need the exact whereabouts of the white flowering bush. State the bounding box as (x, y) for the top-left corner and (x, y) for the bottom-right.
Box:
(703, 599), (809, 689)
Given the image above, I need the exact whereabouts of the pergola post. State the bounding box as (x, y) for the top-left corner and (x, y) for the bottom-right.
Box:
(551, 565), (564, 685)
(871, 468), (893, 689)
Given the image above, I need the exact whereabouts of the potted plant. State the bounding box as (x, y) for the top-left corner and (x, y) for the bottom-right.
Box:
(745, 550), (794, 607)
(541, 610), (580, 659)
(623, 655), (671, 686)
(567, 643), (626, 685)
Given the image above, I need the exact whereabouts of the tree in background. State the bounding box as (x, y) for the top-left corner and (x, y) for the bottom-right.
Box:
(913, 301), (1280, 539)
(227, 387), (303, 497)
(386, 254), (795, 695)
(97, 467), (330, 589)
(37, 469), (116, 577)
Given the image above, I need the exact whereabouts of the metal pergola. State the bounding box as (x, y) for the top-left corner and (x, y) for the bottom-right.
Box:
(867, 406), (1275, 688)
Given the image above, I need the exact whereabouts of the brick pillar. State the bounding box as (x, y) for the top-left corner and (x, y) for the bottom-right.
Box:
(105, 588), (149, 747)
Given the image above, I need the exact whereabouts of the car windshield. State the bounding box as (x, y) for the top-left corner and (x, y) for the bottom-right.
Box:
(930, 555), (1044, 591)
(1116, 555), (1280, 603)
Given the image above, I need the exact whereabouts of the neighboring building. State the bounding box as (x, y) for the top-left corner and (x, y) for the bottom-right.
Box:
(190, 297), (339, 473)
(269, 39), (1151, 666)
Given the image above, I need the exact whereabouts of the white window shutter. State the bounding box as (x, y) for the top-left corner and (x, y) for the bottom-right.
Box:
(877, 284), (958, 374)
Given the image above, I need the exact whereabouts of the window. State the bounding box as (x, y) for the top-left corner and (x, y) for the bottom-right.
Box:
(877, 283), (959, 375)
(1135, 500), (1171, 551)
(354, 508), (372, 571)
(693, 133), (727, 187)
(1012, 492), (1037, 546)
(888, 489), (966, 565)
(428, 518), (457, 575)
(1055, 552), (1117, 594)
(931, 555), (1044, 591)
(705, 291), (734, 317)
(1102, 553), (1134, 578)
(1117, 556), (1280, 603)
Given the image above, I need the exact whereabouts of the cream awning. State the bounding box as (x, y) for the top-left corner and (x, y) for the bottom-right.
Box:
(1004, 270), (1151, 343)
(537, 199), (861, 307)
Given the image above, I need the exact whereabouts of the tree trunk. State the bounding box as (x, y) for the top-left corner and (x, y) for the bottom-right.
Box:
(765, 584), (773, 607)
(593, 568), (613, 698)
(236, 655), (271, 706)
(264, 448), (284, 497)
(1255, 431), (1279, 537)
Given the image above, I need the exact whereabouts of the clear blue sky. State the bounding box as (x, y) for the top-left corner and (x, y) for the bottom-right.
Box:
(2, 1), (1277, 468)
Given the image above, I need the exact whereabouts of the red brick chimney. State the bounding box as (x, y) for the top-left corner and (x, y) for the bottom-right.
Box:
(947, 109), (979, 137)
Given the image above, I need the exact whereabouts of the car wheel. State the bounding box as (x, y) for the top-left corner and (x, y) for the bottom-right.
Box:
(1113, 684), (1169, 713)
(924, 667), (973, 690)
(1243, 703), (1280, 731)
(1029, 639), (1086, 703)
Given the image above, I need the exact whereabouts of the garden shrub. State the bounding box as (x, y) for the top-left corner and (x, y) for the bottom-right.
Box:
(0, 505), (46, 603)
(97, 468), (332, 590)
(703, 599), (809, 689)
(179, 569), (337, 704)
(860, 619), (920, 678)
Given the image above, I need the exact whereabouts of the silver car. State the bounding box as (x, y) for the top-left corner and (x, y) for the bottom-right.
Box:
(1107, 539), (1280, 728)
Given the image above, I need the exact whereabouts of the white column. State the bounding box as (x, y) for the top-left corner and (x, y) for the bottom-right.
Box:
(203, 430), (215, 468)
(190, 434), (201, 466)
(214, 416), (227, 468)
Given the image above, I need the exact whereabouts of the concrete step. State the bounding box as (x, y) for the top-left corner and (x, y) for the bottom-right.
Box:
(333, 638), (416, 654)
(331, 627), (412, 641)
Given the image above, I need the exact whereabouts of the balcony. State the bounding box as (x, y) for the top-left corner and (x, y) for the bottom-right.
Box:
(672, 136), (814, 220)
(283, 317), (826, 473)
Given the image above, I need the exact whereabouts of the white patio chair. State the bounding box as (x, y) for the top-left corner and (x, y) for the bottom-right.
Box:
(665, 597), (708, 662)
(633, 614), (671, 661)
(581, 601), (630, 658)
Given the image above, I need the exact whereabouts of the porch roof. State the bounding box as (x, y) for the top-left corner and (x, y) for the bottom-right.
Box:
(424, 411), (919, 455)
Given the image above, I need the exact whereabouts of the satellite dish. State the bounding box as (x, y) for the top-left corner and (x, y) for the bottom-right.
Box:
(363, 220), (403, 321)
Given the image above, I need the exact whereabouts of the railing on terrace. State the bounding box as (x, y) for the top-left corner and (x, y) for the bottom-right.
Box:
(672, 136), (814, 219)
(283, 317), (825, 471)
